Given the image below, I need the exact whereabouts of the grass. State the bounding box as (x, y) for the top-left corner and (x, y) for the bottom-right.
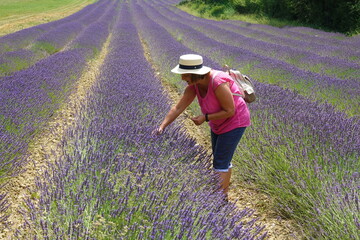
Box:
(0, 0), (95, 19)
(178, 2), (311, 29)
(32, 41), (59, 55)
(0, 58), (31, 76)
(0, 0), (96, 36)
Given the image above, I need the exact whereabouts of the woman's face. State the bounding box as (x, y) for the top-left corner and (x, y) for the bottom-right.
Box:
(182, 73), (205, 85)
(181, 73), (193, 85)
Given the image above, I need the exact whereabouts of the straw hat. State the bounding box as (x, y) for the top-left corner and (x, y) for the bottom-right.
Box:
(171, 54), (211, 75)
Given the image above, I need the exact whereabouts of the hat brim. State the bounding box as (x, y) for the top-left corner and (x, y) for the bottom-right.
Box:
(171, 65), (211, 75)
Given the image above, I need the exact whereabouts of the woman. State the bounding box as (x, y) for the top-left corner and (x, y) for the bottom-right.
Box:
(154, 54), (250, 199)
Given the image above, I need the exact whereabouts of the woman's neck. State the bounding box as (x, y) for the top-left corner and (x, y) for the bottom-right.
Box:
(196, 70), (212, 88)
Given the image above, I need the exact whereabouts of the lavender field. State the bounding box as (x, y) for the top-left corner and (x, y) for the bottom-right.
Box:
(0, 0), (359, 239)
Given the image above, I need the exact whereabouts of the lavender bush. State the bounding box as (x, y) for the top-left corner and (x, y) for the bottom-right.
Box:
(0, 49), (39, 77)
(0, 48), (90, 180)
(69, 0), (120, 57)
(32, 0), (115, 55)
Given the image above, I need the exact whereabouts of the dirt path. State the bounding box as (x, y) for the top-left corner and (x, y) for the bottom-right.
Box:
(0, 34), (112, 239)
(140, 36), (304, 240)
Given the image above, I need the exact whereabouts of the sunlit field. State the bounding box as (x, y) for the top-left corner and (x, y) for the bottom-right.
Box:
(0, 0), (359, 239)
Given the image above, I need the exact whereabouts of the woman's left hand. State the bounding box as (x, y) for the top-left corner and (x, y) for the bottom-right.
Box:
(191, 115), (206, 125)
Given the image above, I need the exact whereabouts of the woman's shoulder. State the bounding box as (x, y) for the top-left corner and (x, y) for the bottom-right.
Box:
(212, 70), (233, 87)
(213, 69), (232, 79)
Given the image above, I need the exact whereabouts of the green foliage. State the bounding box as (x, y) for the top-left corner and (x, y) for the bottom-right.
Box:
(232, 0), (262, 14)
(32, 41), (59, 54)
(263, 0), (360, 35)
(210, 5), (226, 17)
(179, 0), (360, 35)
(180, 0), (234, 19)
(0, 57), (38, 76)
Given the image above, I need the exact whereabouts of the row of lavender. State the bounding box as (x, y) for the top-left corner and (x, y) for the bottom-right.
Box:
(135, 0), (359, 239)
(0, 4), (118, 228)
(145, 0), (360, 117)
(223, 19), (360, 64)
(225, 19), (360, 52)
(18, 3), (266, 239)
(0, 1), (118, 229)
(0, 0), (116, 77)
(0, 0), (117, 178)
(0, 0), (112, 53)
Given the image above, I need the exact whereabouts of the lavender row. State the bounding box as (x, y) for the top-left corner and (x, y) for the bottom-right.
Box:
(223, 20), (360, 55)
(68, 1), (119, 57)
(223, 21), (360, 65)
(33, 0), (115, 54)
(0, 0), (116, 176)
(0, 2), (118, 231)
(142, 0), (360, 116)
(0, 0), (111, 53)
(0, 49), (39, 77)
(0, 0), (117, 77)
(240, 90), (360, 239)
(133, 1), (359, 238)
(156, 3), (360, 79)
(0, 48), (92, 180)
(0, 1), (118, 179)
(20, 3), (265, 239)
(1, 48), (89, 231)
(285, 25), (360, 48)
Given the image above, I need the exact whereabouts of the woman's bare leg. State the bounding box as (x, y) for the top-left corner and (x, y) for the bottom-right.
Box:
(218, 168), (232, 198)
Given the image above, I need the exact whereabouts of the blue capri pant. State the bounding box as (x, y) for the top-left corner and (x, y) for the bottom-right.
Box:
(211, 127), (246, 172)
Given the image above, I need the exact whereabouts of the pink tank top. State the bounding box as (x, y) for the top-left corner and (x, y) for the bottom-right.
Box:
(190, 70), (251, 134)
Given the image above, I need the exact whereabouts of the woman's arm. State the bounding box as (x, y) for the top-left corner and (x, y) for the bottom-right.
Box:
(191, 83), (235, 125)
(155, 86), (196, 134)
(212, 82), (235, 119)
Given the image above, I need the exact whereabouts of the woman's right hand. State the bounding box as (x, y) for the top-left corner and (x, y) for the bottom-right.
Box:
(152, 127), (164, 135)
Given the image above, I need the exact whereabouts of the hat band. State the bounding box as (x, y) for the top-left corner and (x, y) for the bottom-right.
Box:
(179, 64), (202, 70)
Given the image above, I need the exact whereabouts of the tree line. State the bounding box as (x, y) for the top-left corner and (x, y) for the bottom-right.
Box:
(183, 0), (360, 35)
